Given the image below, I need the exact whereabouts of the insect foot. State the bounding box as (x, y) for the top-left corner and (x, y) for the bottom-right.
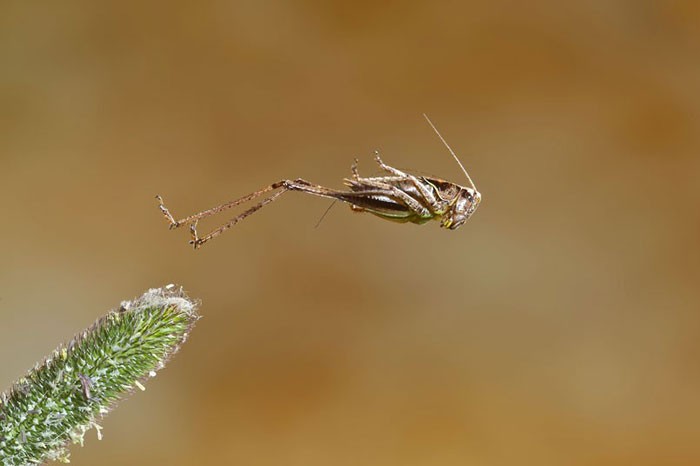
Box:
(155, 195), (179, 229)
(188, 221), (202, 249)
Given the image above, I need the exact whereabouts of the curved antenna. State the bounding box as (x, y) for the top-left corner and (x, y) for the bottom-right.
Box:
(423, 114), (477, 191)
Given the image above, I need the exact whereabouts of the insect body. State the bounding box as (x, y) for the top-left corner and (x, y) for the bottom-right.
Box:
(342, 154), (480, 229)
(77, 373), (92, 401)
(157, 115), (481, 249)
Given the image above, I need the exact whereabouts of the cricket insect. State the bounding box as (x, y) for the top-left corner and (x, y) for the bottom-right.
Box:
(156, 114), (482, 249)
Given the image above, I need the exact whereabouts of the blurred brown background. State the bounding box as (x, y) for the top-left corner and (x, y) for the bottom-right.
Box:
(1, 1), (699, 465)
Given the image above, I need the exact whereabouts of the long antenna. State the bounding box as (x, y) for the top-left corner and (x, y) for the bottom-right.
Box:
(422, 114), (477, 191)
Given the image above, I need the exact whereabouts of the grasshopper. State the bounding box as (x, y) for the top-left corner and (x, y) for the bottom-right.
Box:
(156, 115), (481, 249)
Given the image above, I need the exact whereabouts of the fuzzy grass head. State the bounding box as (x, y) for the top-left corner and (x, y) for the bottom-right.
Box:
(0, 285), (200, 465)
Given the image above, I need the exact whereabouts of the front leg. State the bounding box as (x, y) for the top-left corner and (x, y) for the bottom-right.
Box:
(373, 151), (443, 212)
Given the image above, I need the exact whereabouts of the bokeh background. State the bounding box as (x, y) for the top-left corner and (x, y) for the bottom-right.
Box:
(2, 1), (700, 465)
